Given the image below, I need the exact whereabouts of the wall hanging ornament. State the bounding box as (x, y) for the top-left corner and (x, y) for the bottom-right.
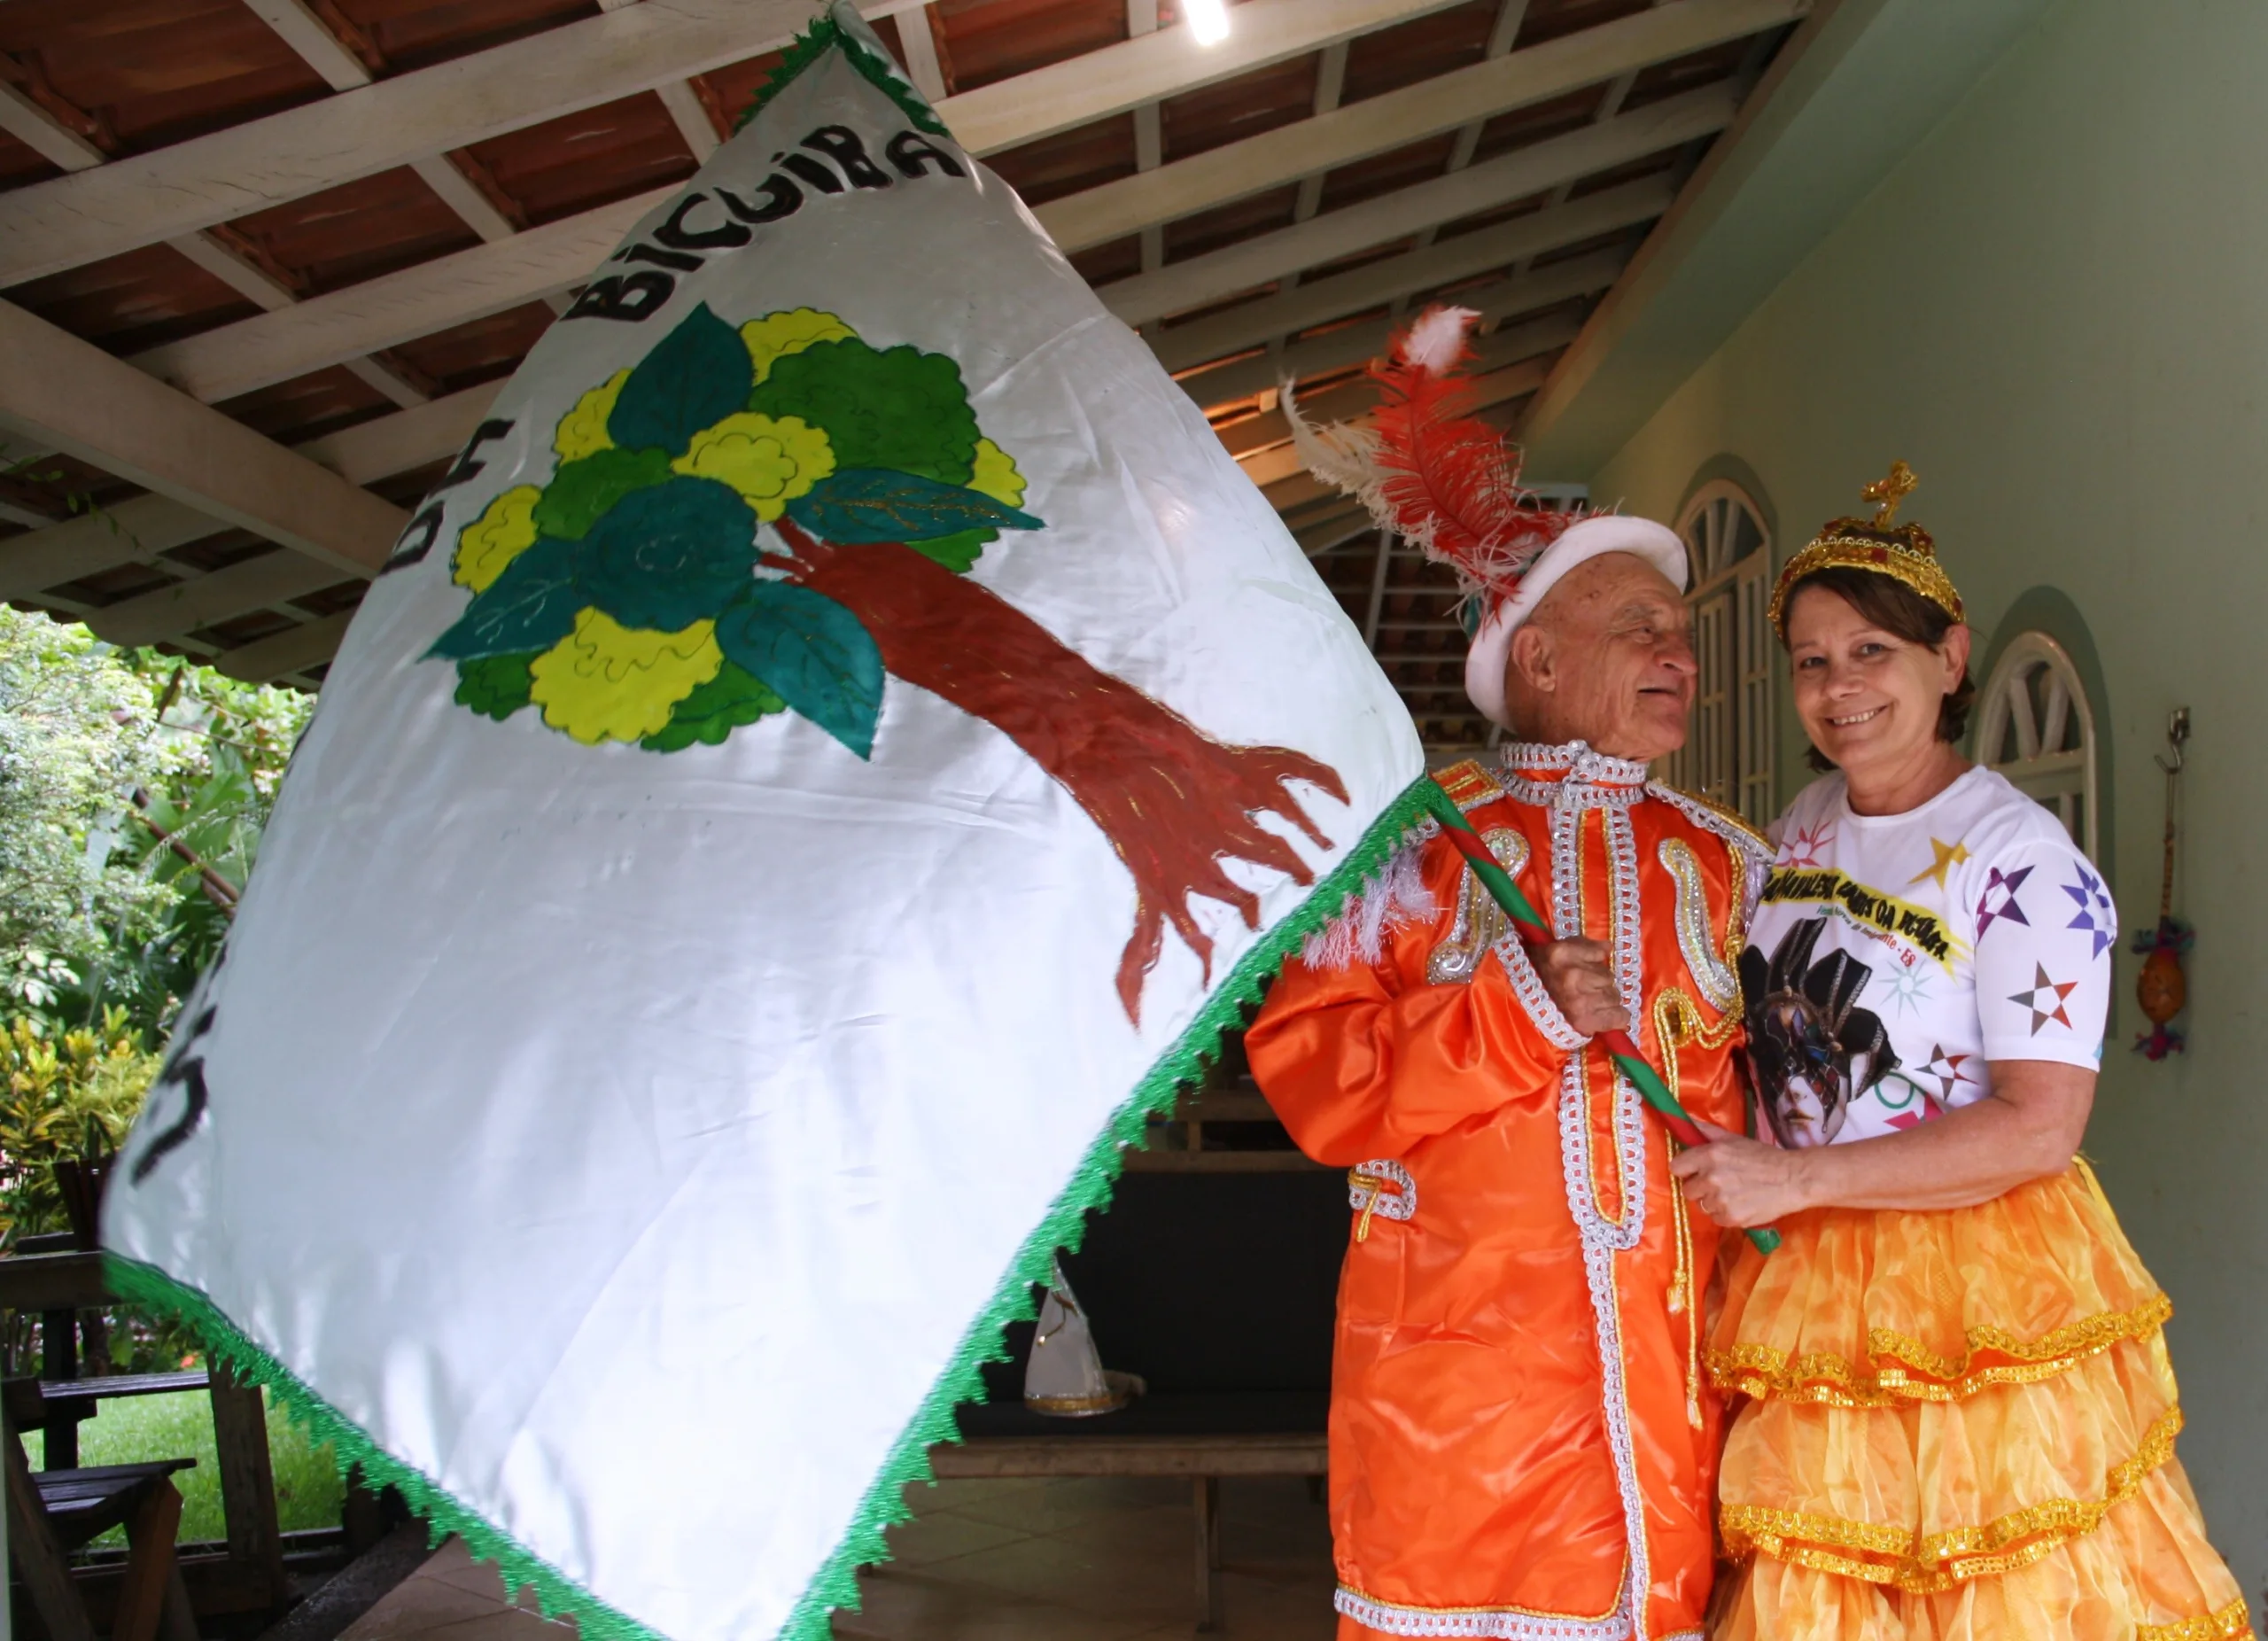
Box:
(2133, 708), (2191, 1060)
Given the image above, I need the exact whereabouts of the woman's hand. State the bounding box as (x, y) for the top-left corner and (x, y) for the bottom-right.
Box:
(1681, 1063), (2094, 1220)
(1668, 1120), (1814, 1227)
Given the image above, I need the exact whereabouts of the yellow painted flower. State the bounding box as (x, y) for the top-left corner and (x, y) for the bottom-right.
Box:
(740, 308), (857, 384)
(672, 414), (835, 520)
(454, 486), (543, 592)
(528, 610), (724, 745)
(967, 438), (1026, 508)
(555, 368), (632, 461)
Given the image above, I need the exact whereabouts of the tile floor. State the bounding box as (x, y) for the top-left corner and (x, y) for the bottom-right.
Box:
(339, 1477), (1338, 1641)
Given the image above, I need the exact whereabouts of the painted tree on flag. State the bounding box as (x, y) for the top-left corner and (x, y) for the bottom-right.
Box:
(430, 300), (1345, 1017)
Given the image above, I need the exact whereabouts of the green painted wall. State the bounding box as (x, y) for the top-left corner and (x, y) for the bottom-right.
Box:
(1592, 0), (2267, 1606)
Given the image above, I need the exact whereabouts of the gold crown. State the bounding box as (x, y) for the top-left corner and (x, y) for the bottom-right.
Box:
(1767, 461), (1964, 637)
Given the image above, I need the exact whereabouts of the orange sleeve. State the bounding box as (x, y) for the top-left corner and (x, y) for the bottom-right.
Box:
(1247, 926), (1581, 1167)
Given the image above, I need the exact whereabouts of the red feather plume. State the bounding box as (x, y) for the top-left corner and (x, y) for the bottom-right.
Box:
(1286, 306), (1583, 605)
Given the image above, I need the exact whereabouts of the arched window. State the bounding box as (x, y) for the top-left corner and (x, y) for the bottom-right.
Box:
(1976, 631), (2099, 859)
(1666, 480), (1775, 826)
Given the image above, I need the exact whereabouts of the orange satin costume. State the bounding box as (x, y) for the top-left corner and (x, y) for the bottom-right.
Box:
(1247, 744), (1772, 1640)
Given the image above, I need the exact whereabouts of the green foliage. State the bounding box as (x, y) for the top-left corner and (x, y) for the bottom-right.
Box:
(454, 654), (539, 720)
(748, 338), (980, 484)
(0, 609), (311, 1037)
(713, 583), (883, 758)
(785, 468), (1041, 543)
(609, 304), (751, 456)
(640, 663), (785, 752)
(0, 1009), (156, 1241)
(0, 611), (171, 1008)
(532, 447), (673, 541)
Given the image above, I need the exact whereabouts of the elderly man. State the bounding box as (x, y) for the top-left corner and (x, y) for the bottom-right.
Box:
(1248, 513), (1769, 1641)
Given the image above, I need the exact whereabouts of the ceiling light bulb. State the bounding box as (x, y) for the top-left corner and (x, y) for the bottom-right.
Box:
(1184, 0), (1231, 46)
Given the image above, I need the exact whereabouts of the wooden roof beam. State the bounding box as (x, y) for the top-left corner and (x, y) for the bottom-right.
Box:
(1099, 84), (1736, 328)
(0, 0), (1454, 287)
(1180, 244), (1628, 410)
(127, 89), (1712, 409)
(0, 385), (497, 601)
(1043, 0), (1804, 253)
(0, 302), (406, 576)
(1161, 185), (1661, 383)
(130, 192), (666, 405)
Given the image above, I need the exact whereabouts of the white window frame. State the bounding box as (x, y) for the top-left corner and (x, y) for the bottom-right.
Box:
(1666, 480), (1775, 827)
(1976, 630), (2100, 860)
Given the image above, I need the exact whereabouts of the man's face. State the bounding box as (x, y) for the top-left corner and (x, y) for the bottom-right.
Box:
(1503, 552), (1697, 760)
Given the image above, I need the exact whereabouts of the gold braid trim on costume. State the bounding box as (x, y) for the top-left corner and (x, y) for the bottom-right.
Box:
(1706, 1291), (2173, 1407)
(2136, 1597), (2256, 1641)
(1721, 1407), (2184, 1594)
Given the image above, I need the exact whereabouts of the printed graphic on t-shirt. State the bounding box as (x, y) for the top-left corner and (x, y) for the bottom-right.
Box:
(1742, 768), (2114, 1147)
(1740, 916), (1899, 1147)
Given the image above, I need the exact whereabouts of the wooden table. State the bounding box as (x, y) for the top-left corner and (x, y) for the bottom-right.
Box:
(0, 1252), (288, 1618)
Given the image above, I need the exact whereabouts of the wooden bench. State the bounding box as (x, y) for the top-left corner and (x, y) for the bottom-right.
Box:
(4, 1378), (199, 1641)
(0, 1251), (290, 1621)
(924, 1115), (1343, 1632)
(933, 1405), (1326, 1630)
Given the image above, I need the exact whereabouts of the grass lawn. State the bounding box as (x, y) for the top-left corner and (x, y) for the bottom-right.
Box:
(23, 1388), (344, 1544)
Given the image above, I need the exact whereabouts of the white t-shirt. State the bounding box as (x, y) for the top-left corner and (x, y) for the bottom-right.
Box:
(1741, 766), (2115, 1147)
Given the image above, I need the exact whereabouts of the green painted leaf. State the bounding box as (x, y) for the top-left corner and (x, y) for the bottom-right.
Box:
(786, 469), (1041, 544)
(746, 338), (978, 481)
(575, 478), (757, 633)
(427, 538), (580, 661)
(454, 653), (540, 720)
(714, 581), (883, 759)
(639, 661), (787, 752)
(608, 303), (752, 456)
(533, 447), (673, 540)
(907, 529), (990, 574)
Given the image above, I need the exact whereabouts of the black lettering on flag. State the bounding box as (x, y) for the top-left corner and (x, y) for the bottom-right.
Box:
(802, 125), (893, 189)
(718, 175), (804, 223)
(887, 128), (965, 179)
(565, 272), (676, 323)
(435, 418), (515, 494)
(655, 191), (756, 252)
(775, 152), (845, 194)
(381, 502), (447, 576)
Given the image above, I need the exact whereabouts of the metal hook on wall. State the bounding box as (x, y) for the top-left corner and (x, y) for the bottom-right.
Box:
(2154, 706), (2189, 776)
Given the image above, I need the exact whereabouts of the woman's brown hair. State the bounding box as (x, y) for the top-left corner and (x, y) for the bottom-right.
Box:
(1782, 565), (1974, 773)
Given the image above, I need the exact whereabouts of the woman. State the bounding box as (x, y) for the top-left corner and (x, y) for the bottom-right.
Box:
(1672, 466), (2250, 1641)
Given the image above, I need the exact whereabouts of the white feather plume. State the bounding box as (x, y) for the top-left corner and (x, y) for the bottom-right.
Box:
(1283, 377), (1396, 535)
(1398, 305), (1479, 373)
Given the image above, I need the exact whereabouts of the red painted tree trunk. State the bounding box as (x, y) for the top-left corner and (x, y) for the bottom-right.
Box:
(781, 527), (1347, 1023)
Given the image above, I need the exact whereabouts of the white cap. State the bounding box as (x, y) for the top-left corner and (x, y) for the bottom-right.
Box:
(1463, 514), (1688, 731)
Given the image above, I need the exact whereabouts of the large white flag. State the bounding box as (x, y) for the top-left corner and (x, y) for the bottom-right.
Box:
(105, 9), (1424, 1638)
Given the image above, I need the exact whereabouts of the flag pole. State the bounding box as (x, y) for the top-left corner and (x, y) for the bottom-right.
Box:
(1424, 781), (1780, 1255)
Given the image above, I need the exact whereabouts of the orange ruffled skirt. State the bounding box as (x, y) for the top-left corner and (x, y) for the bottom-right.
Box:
(1707, 1163), (2252, 1641)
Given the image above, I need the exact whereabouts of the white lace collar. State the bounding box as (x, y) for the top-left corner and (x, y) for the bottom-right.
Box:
(1496, 739), (1651, 809)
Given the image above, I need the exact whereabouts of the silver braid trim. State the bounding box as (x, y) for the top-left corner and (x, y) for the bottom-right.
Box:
(1333, 1586), (1631, 1639)
(1658, 836), (1739, 1013)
